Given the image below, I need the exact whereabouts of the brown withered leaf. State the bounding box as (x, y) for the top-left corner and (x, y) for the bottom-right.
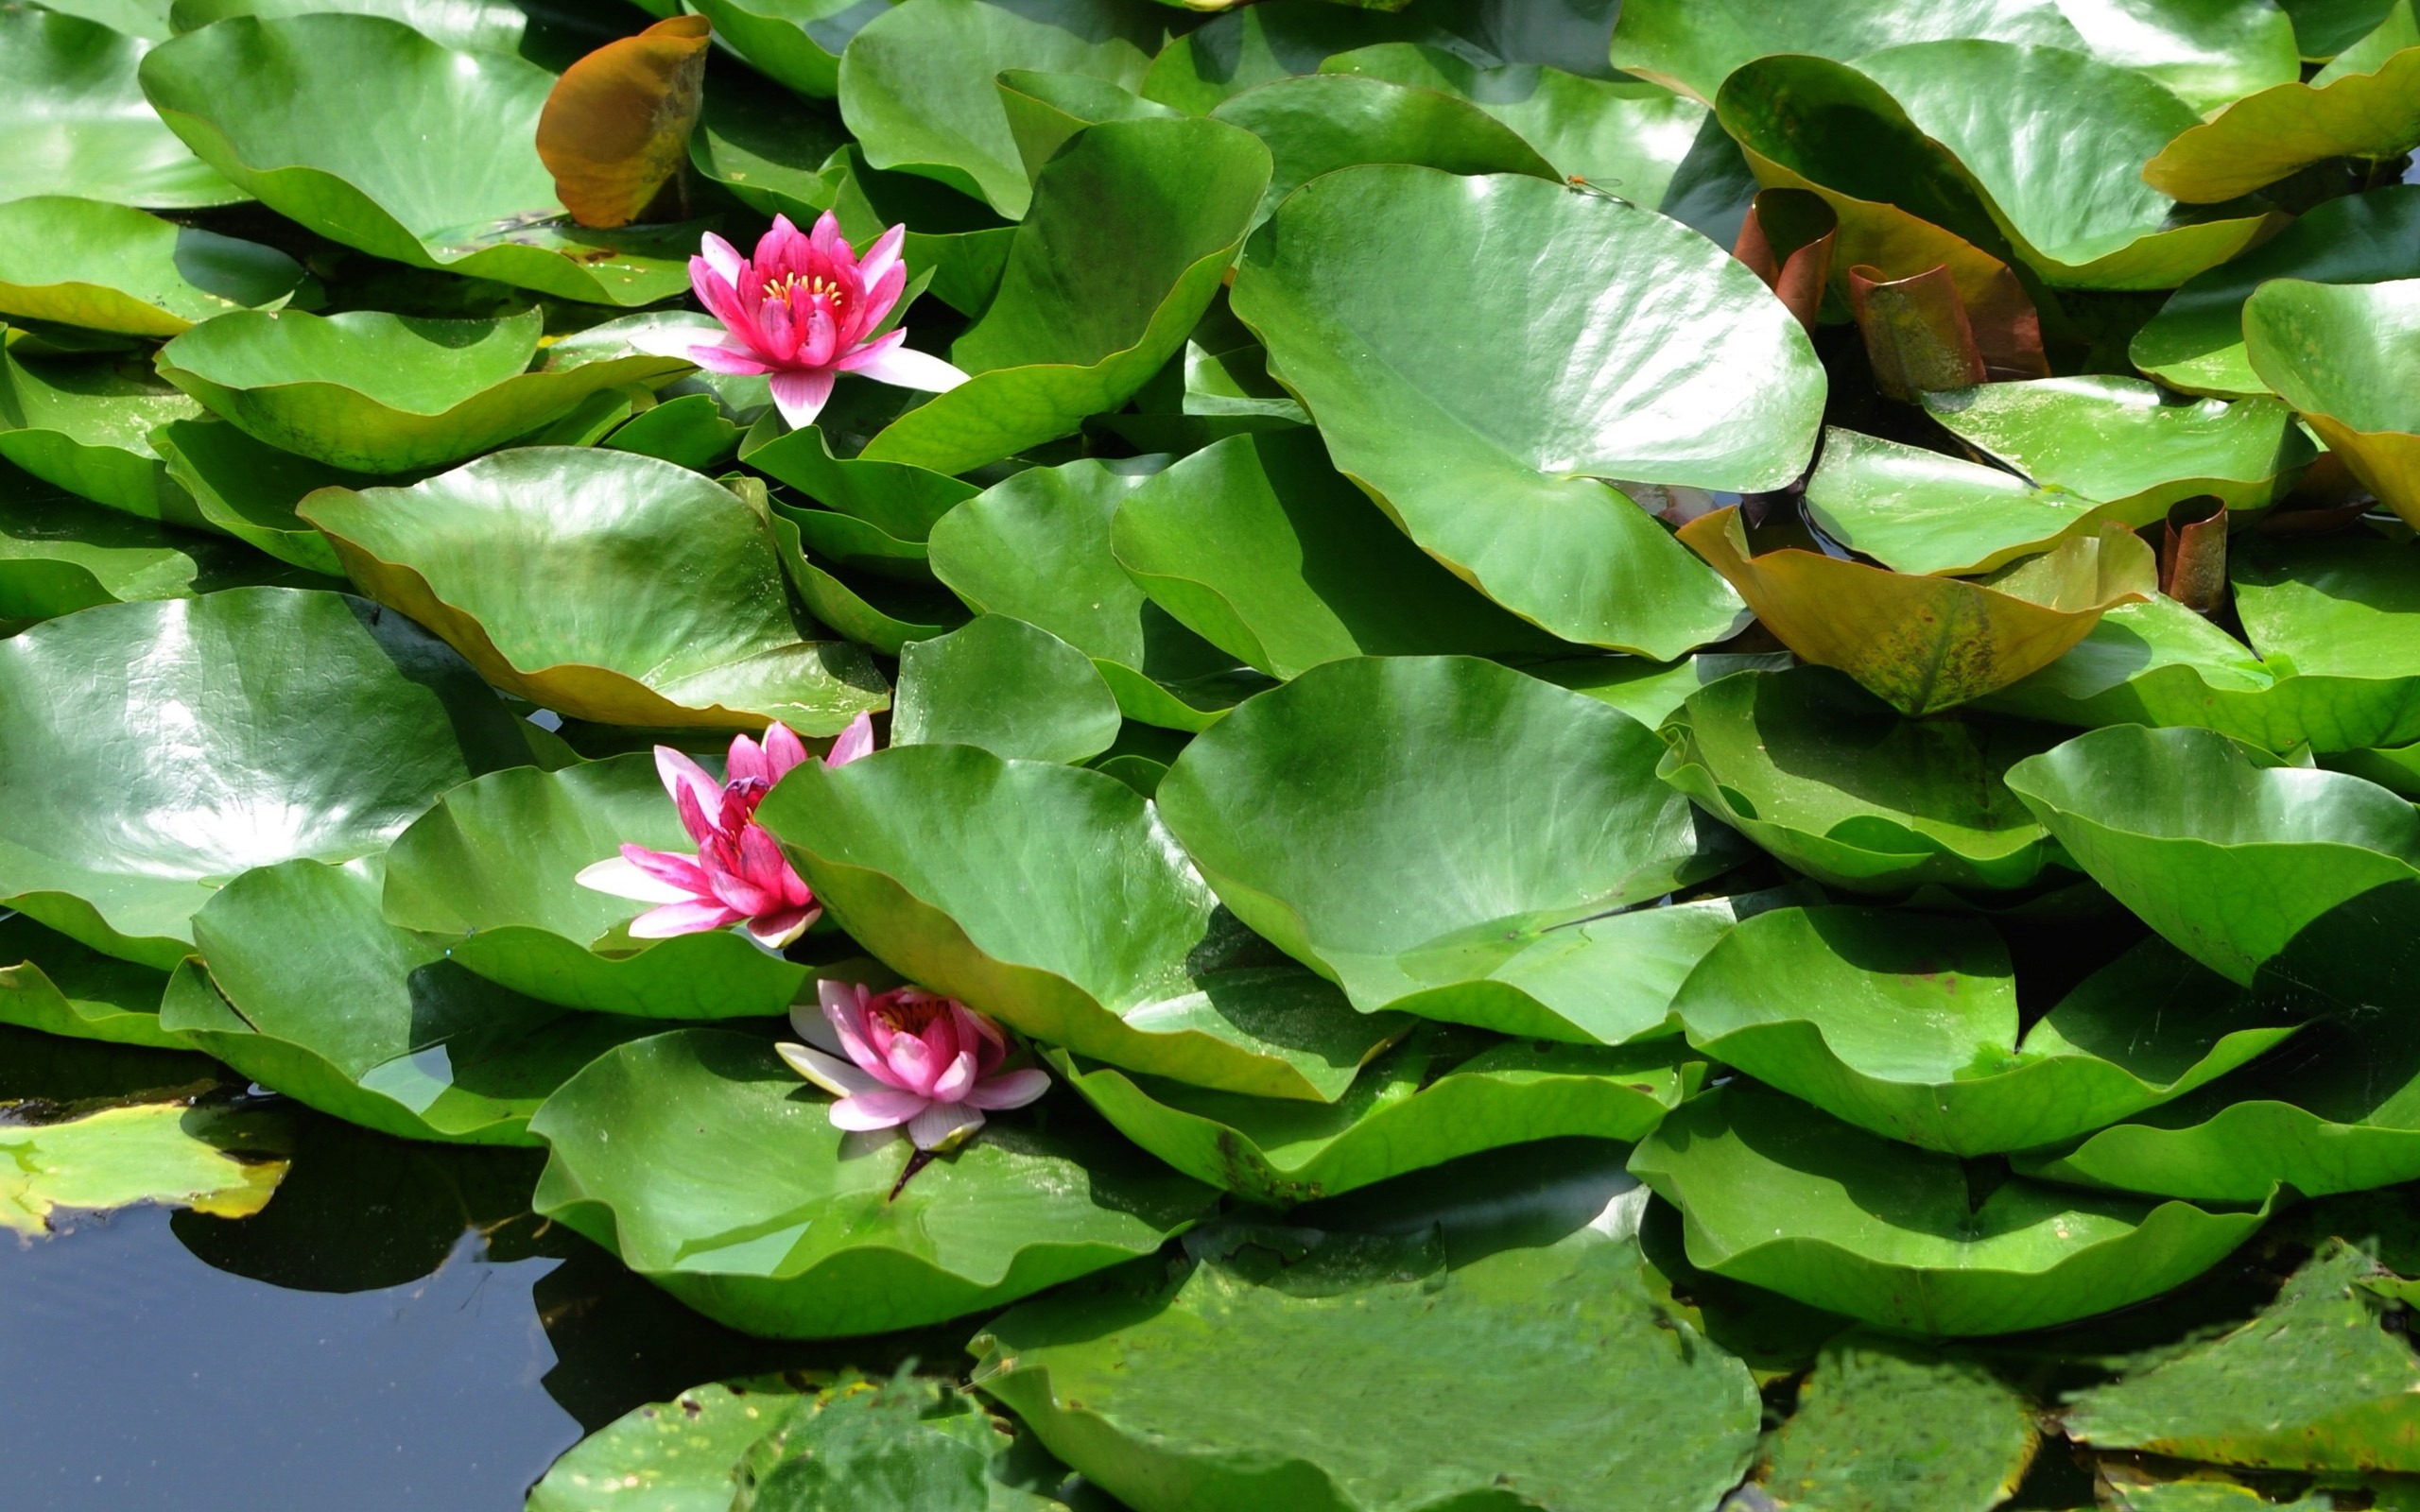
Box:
(536, 15), (712, 230)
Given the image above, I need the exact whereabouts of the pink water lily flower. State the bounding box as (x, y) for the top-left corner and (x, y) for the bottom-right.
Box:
(688, 212), (968, 429)
(779, 980), (1050, 1152)
(576, 713), (875, 949)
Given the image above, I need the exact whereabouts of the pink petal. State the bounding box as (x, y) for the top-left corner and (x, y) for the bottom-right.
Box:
(655, 746), (723, 816)
(821, 982), (890, 1080)
(769, 369), (837, 429)
(690, 255), (751, 329)
(808, 209), (847, 265)
(798, 299), (839, 369)
(854, 263), (907, 343)
(963, 1067), (1052, 1110)
(756, 296), (799, 364)
(838, 336), (968, 393)
(824, 713), (875, 768)
(788, 998), (844, 1054)
(757, 214), (809, 276)
(574, 854), (696, 905)
(908, 1102), (986, 1151)
(725, 731), (769, 787)
(856, 223), (906, 294)
(778, 1042), (879, 1098)
(762, 722), (809, 782)
(675, 784), (721, 849)
(618, 843), (715, 896)
(744, 904), (818, 949)
(930, 1050), (978, 1103)
(688, 342), (775, 376)
(830, 1087), (930, 1133)
(885, 1032), (941, 1096)
(629, 898), (742, 938)
(699, 232), (746, 288)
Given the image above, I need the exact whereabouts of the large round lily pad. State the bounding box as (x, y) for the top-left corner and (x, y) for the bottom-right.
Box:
(2242, 276), (2420, 529)
(0, 197), (299, 337)
(1628, 1084), (2271, 1335)
(972, 1227), (1763, 1512)
(1655, 664), (2072, 894)
(1231, 164), (1815, 656)
(527, 1027), (1214, 1338)
(756, 743), (1403, 1099)
(301, 447), (889, 732)
(155, 306), (686, 473)
(169, 857), (658, 1144)
(1671, 908), (2301, 1155)
(0, 6), (245, 209)
(0, 587), (528, 968)
(138, 12), (696, 304)
(380, 755), (813, 1022)
(1155, 655), (1742, 1043)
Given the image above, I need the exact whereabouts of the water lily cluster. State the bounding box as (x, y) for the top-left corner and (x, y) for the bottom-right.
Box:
(7, 0), (2420, 1503)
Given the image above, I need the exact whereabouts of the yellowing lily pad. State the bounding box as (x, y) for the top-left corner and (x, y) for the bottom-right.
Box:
(0, 197), (300, 337)
(0, 1099), (290, 1237)
(2243, 276), (2420, 530)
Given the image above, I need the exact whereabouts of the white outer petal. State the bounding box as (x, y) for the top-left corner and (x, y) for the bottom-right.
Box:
(777, 1042), (882, 1099)
(849, 343), (970, 393)
(574, 855), (691, 903)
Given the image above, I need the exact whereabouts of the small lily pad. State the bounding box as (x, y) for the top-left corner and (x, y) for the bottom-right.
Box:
(0, 1098), (289, 1237)
(0, 197), (300, 337)
(1762, 1332), (2040, 1512)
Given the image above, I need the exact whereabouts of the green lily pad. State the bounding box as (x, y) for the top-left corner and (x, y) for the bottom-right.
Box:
(2134, 186), (2420, 399)
(892, 615), (1123, 765)
(0, 1098), (289, 1236)
(996, 67), (1181, 184)
(149, 417), (351, 576)
(1610, 0), (2300, 113)
(603, 394), (741, 472)
(527, 1379), (813, 1512)
(688, 0), (888, 100)
(1137, 1), (1464, 113)
(1053, 1026), (1701, 1205)
(2006, 723), (2420, 998)
(836, 0), (1167, 218)
(1655, 664), (2073, 894)
(757, 742), (1403, 1098)
(860, 117), (1270, 475)
(1109, 430), (1566, 679)
(1762, 1332), (2040, 1512)
(1231, 164), (1816, 656)
(166, 0), (543, 55)
(302, 447), (890, 732)
(138, 13), (698, 305)
(155, 306), (685, 474)
(0, 6), (245, 208)
(1628, 1083), (2271, 1336)
(0, 345), (205, 524)
(2066, 1241), (2420, 1473)
(819, 145), (1020, 319)
(168, 856), (658, 1144)
(528, 1027), (1214, 1338)
(2145, 0), (2420, 202)
(1920, 378), (2315, 524)
(777, 542), (969, 658)
(972, 1226), (1764, 1512)
(1671, 907), (2301, 1155)
(1155, 656), (1745, 1043)
(743, 421), (977, 545)
(2244, 277), (2420, 529)
(0, 587), (528, 968)
(1532, 650), (1799, 728)
(380, 755), (813, 1022)
(1207, 71), (1553, 223)
(927, 457), (1261, 732)
(0, 913), (184, 1050)
(1802, 428), (2108, 577)
(729, 1374), (1089, 1512)
(0, 197), (299, 337)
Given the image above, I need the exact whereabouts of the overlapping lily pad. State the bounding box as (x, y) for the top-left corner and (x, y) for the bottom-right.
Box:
(302, 447), (889, 731)
(891, 614), (1123, 765)
(527, 1027), (1214, 1338)
(138, 13), (697, 304)
(1207, 72), (1553, 221)
(1628, 1084), (2272, 1335)
(0, 197), (299, 337)
(0, 913), (182, 1050)
(155, 306), (686, 473)
(0, 6), (245, 208)
(758, 743), (1403, 1098)
(972, 1227), (1764, 1512)
(149, 418), (350, 575)
(169, 856), (659, 1144)
(1655, 664), (2073, 893)
(380, 756), (814, 1022)
(0, 587), (528, 968)
(0, 463), (320, 631)
(2242, 277), (2420, 528)
(1670, 908), (2301, 1155)
(1233, 163), (1817, 656)
(1802, 428), (2107, 576)
(0, 345), (204, 524)
(1053, 1028), (1700, 1206)
(1156, 656), (1743, 1043)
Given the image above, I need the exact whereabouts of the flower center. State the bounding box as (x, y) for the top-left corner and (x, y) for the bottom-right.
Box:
(873, 992), (947, 1036)
(765, 270), (848, 316)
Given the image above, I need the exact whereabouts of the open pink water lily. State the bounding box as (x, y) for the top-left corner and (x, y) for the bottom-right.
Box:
(778, 980), (1050, 1151)
(687, 212), (968, 429)
(575, 713), (875, 950)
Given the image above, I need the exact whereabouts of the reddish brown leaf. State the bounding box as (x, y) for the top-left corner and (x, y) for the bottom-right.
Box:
(536, 15), (712, 230)
(1733, 187), (1837, 335)
(2160, 494), (2229, 613)
(1849, 263), (1985, 402)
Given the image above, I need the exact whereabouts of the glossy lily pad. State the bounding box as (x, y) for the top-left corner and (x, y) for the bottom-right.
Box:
(380, 756), (812, 1022)
(1628, 1084), (2270, 1335)
(742, 420), (977, 545)
(0, 587), (528, 968)
(149, 417), (351, 576)
(1655, 664), (2072, 893)
(1052, 1027), (1701, 1205)
(168, 858), (657, 1144)
(0, 197), (299, 337)
(996, 67), (1181, 183)
(1207, 71), (1553, 222)
(155, 306), (686, 473)
(0, 345), (205, 524)
(859, 117), (1270, 475)
(1109, 430), (1566, 679)
(302, 447), (890, 731)
(2005, 723), (2420, 999)
(0, 6), (245, 208)
(758, 743), (1402, 1098)
(1802, 427), (2107, 576)
(926, 457), (1259, 732)
(2132, 185), (2420, 398)
(527, 1027), (1214, 1338)
(687, 0), (885, 101)
(0, 913), (183, 1050)
(837, 0), (1167, 218)
(1681, 508), (2157, 716)
(1762, 1332), (2040, 1512)
(1231, 164), (1816, 656)
(974, 1225), (1762, 1512)
(0, 1098), (288, 1236)
(2243, 277), (2420, 529)
(1155, 655), (1744, 1043)
(138, 13), (698, 304)
(166, 0), (542, 55)
(1671, 907), (2301, 1155)
(526, 1379), (812, 1512)
(891, 615), (1124, 765)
